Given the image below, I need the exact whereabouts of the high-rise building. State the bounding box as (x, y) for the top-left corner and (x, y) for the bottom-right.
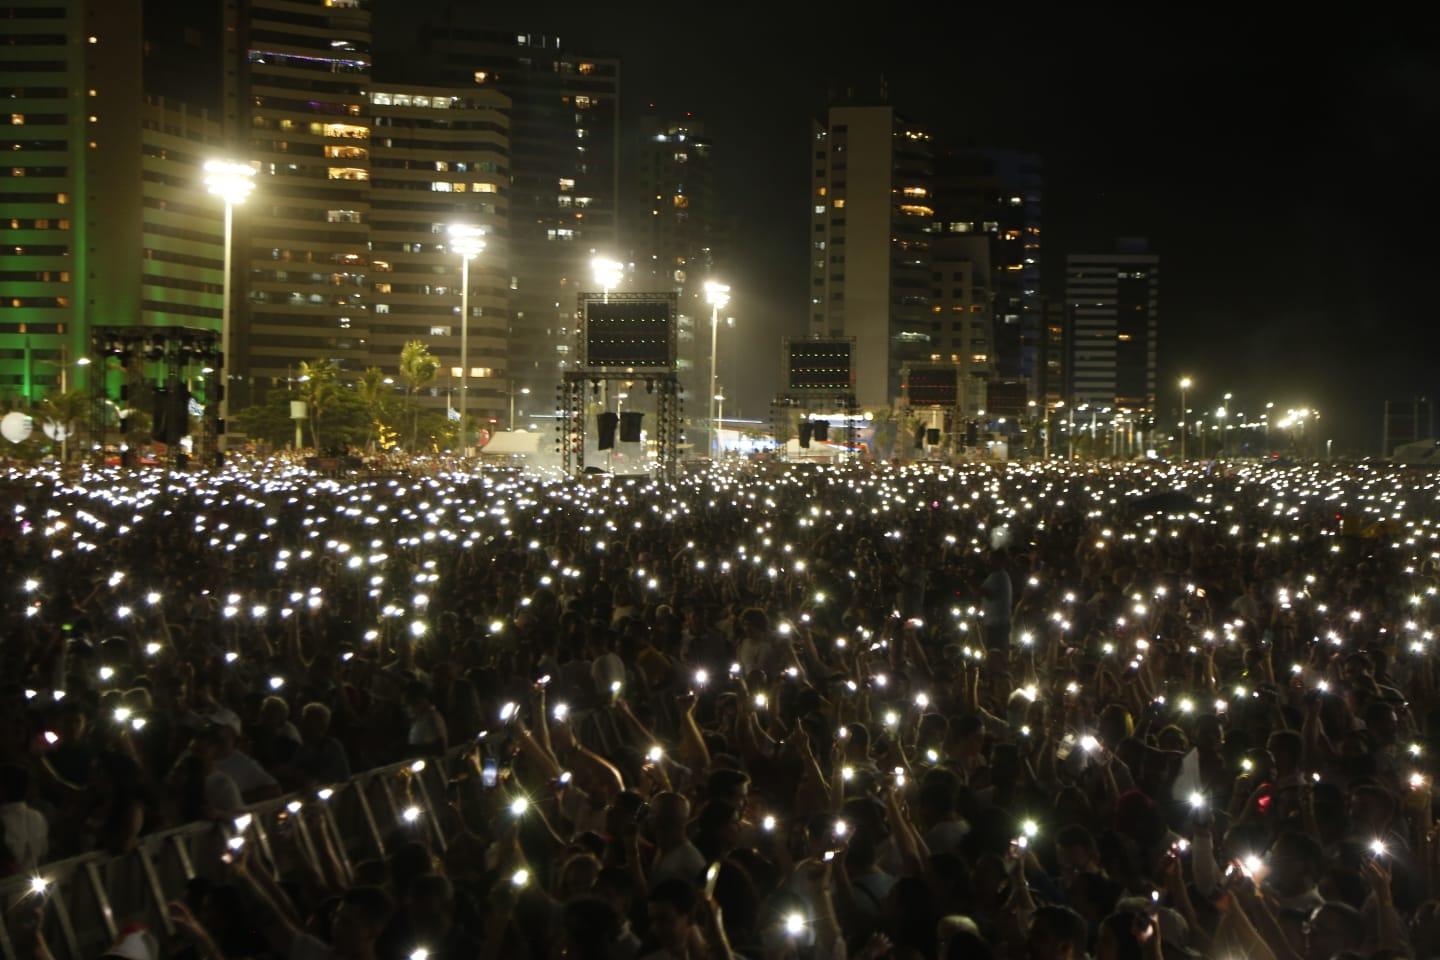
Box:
(927, 233), (991, 414)
(931, 150), (1042, 395)
(2, 0), (516, 429)
(409, 27), (619, 418)
(808, 104), (933, 407)
(369, 83), (510, 419)
(234, 0), (374, 401)
(1065, 238), (1159, 412)
(1038, 294), (1068, 408)
(1, 0), (228, 404)
(625, 113), (724, 412)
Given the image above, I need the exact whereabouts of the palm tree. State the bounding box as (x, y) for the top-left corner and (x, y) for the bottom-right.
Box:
(356, 366), (390, 452)
(398, 340), (439, 451)
(297, 358), (338, 451)
(37, 389), (90, 463)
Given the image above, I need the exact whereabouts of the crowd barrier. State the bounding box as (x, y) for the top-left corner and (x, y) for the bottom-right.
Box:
(0, 747), (468, 960)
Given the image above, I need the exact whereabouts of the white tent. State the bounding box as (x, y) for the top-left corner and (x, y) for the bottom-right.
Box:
(481, 430), (541, 456)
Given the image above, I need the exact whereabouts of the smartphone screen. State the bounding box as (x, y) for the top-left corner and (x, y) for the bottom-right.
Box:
(482, 758), (498, 789)
(704, 862), (720, 898)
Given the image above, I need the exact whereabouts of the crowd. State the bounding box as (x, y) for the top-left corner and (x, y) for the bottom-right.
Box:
(1, 458), (1439, 960)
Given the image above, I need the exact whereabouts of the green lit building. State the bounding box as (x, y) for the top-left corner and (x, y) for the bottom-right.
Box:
(1, 0), (228, 407)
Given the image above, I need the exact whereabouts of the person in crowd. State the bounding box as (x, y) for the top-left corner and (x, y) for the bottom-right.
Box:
(2, 459), (1439, 960)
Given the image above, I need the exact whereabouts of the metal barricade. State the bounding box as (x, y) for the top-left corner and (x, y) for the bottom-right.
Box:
(1, 748), (466, 960)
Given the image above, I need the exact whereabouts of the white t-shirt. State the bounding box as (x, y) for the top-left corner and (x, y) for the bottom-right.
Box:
(649, 839), (706, 890)
(0, 801), (48, 869)
(205, 770), (243, 815)
(408, 707), (447, 747)
(217, 750), (278, 796)
(290, 932), (335, 960)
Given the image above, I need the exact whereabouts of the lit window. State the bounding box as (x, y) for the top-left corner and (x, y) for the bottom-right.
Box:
(578, 62), (595, 74)
(832, 199), (845, 209)
(431, 182), (453, 192)
(902, 186), (928, 198)
(474, 71), (488, 83)
(898, 204), (933, 217)
(9, 114), (22, 126)
(430, 325), (451, 337)
(374, 304), (389, 314)
(327, 167), (368, 181)
(558, 178), (574, 191)
(371, 92), (392, 106)
(473, 183), (496, 193)
(814, 205), (825, 214)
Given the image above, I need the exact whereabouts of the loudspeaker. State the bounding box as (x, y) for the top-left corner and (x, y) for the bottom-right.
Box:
(927, 428), (941, 445)
(597, 412), (618, 450)
(150, 388), (168, 443)
(813, 420), (829, 442)
(151, 385), (190, 445)
(620, 411), (643, 442)
(799, 421), (813, 448)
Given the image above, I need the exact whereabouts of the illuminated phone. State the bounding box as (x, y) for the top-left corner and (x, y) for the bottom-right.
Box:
(482, 758), (498, 789)
(704, 862), (720, 898)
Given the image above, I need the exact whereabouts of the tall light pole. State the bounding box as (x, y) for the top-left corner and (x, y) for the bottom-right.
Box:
(1047, 400), (1063, 459)
(1178, 376), (1193, 461)
(714, 391), (725, 458)
(203, 160), (256, 451)
(448, 224), (485, 457)
(591, 257), (623, 302)
(704, 280), (730, 461)
(509, 385), (529, 431)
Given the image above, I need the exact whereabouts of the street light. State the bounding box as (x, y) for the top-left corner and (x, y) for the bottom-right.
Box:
(714, 392), (726, 458)
(591, 257), (623, 301)
(509, 385), (530, 431)
(203, 159), (256, 450)
(447, 224), (485, 457)
(704, 280), (731, 461)
(1178, 376), (1193, 461)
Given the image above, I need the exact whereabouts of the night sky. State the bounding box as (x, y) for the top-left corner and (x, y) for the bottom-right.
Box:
(378, 3), (1440, 451)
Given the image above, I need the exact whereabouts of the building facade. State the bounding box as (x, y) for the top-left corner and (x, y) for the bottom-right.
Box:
(927, 233), (991, 415)
(1, 0), (228, 405)
(808, 104), (933, 408)
(931, 150), (1042, 397)
(1065, 238), (1159, 412)
(624, 114), (723, 414)
(235, 0), (375, 400)
(412, 28), (619, 423)
(369, 83), (510, 418)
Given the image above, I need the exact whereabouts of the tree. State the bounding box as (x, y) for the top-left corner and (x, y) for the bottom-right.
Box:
(37, 389), (90, 462)
(356, 366), (394, 452)
(231, 391), (298, 448)
(868, 406), (901, 462)
(398, 340), (439, 451)
(297, 358), (339, 451)
(233, 386), (371, 452)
